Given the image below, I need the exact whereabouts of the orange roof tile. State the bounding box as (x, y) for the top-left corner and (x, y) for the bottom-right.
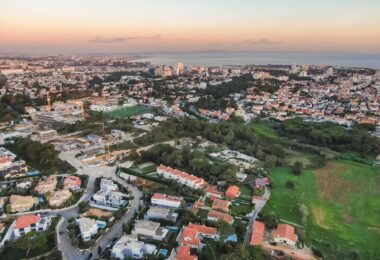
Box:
(211, 198), (230, 212)
(207, 210), (234, 224)
(225, 185), (240, 198)
(176, 246), (197, 260)
(181, 227), (201, 247)
(273, 224), (297, 242)
(15, 214), (41, 229)
(188, 223), (217, 236)
(250, 221), (265, 246)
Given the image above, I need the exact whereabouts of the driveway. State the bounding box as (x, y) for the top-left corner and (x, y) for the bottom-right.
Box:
(245, 187), (270, 244)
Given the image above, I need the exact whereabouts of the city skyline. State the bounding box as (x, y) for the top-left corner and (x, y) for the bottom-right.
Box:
(1, 0), (380, 54)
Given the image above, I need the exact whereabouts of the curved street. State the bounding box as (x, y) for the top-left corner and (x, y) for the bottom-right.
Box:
(56, 151), (143, 260)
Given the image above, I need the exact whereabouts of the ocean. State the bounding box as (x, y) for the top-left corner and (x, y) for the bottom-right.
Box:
(138, 51), (380, 69)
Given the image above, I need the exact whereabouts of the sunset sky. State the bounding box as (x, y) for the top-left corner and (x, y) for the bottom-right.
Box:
(1, 0), (380, 54)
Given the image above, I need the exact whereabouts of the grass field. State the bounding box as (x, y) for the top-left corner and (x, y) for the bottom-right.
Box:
(107, 106), (151, 118)
(250, 121), (279, 139)
(263, 160), (380, 259)
(284, 149), (315, 168)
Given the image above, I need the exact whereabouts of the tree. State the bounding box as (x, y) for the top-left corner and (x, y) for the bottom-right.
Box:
(264, 155), (277, 169)
(221, 244), (265, 260)
(13, 231), (47, 256)
(293, 161), (303, 175)
(216, 219), (235, 241)
(127, 148), (139, 161)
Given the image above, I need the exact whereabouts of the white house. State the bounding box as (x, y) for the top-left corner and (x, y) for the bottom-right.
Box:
(131, 220), (169, 241)
(77, 217), (98, 242)
(13, 214), (52, 238)
(156, 165), (208, 190)
(111, 235), (157, 260)
(151, 193), (183, 208)
(144, 207), (178, 222)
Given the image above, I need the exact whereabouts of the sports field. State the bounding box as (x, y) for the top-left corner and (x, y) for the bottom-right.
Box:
(263, 160), (380, 259)
(107, 106), (151, 118)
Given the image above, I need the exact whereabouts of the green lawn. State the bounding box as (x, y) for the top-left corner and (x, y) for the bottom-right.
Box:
(263, 160), (380, 259)
(239, 184), (254, 198)
(230, 202), (253, 217)
(284, 149), (315, 168)
(107, 106), (151, 119)
(137, 162), (157, 174)
(250, 121), (279, 139)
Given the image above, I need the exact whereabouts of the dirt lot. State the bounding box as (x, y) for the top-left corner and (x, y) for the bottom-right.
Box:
(85, 208), (113, 218)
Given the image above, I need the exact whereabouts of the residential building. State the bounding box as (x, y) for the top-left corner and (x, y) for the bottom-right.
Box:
(100, 178), (119, 191)
(35, 176), (57, 194)
(144, 207), (178, 222)
(9, 195), (38, 213)
(151, 193), (183, 208)
(111, 235), (157, 260)
(91, 178), (128, 210)
(13, 214), (52, 238)
(255, 177), (270, 188)
(92, 190), (128, 209)
(205, 186), (223, 199)
(180, 223), (218, 250)
(77, 217), (98, 242)
(47, 190), (72, 207)
(225, 185), (241, 198)
(175, 246), (197, 260)
(157, 165), (208, 190)
(272, 224), (298, 247)
(131, 220), (169, 241)
(63, 175), (82, 190)
(250, 221), (265, 246)
(211, 198), (230, 212)
(207, 210), (234, 224)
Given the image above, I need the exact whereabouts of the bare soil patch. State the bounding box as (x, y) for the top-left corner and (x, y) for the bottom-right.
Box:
(85, 208), (113, 218)
(315, 162), (364, 204)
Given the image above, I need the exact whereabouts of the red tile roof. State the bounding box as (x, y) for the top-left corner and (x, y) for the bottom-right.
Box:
(211, 198), (230, 212)
(63, 175), (81, 189)
(206, 186), (223, 197)
(181, 227), (201, 247)
(188, 223), (217, 236)
(273, 224), (297, 242)
(176, 246), (197, 260)
(152, 193), (182, 202)
(15, 214), (41, 229)
(207, 210), (234, 224)
(250, 221), (265, 246)
(225, 185), (240, 198)
(157, 165), (208, 188)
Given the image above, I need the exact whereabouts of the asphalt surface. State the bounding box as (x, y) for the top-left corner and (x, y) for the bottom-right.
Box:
(245, 187), (271, 244)
(56, 151), (143, 260)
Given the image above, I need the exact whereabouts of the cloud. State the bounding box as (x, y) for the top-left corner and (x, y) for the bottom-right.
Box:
(241, 38), (281, 45)
(89, 34), (161, 43)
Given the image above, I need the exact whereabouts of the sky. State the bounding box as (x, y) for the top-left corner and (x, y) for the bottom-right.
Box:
(1, 0), (380, 54)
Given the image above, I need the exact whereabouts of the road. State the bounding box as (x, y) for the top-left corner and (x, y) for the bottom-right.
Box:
(56, 151), (143, 260)
(244, 187), (270, 244)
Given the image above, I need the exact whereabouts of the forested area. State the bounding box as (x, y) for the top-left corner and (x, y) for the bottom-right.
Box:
(281, 118), (380, 155)
(5, 138), (75, 174)
(137, 143), (238, 184)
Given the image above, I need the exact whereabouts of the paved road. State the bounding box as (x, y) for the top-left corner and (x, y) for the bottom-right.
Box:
(56, 151), (142, 260)
(245, 187), (270, 244)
